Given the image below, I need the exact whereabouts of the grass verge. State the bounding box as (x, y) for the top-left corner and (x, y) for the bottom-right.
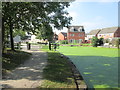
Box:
(39, 45), (76, 88)
(2, 50), (31, 74)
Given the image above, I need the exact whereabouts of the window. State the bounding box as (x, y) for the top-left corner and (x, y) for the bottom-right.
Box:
(79, 39), (83, 43)
(70, 34), (74, 36)
(79, 34), (83, 37)
(70, 27), (74, 32)
(78, 27), (83, 32)
(74, 28), (78, 32)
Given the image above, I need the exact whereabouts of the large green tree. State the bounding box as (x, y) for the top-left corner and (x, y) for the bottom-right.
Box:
(2, 2), (72, 51)
(91, 36), (99, 47)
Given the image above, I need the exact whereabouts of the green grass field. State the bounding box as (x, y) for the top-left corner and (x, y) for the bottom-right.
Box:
(58, 46), (119, 89)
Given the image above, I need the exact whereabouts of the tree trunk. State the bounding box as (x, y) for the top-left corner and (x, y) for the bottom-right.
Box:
(9, 21), (14, 51)
(2, 18), (5, 53)
(49, 42), (51, 50)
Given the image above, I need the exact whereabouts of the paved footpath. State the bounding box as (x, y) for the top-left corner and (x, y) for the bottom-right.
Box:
(1, 44), (47, 88)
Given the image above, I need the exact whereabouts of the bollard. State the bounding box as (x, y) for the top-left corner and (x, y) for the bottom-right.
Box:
(27, 43), (31, 50)
(54, 43), (57, 51)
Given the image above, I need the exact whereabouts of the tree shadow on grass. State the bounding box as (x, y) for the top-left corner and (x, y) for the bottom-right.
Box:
(42, 52), (74, 84)
(66, 55), (119, 89)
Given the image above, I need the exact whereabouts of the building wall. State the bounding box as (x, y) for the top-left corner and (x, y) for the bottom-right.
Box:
(98, 33), (114, 39)
(67, 32), (85, 43)
(58, 33), (67, 40)
(13, 35), (21, 43)
(87, 35), (96, 40)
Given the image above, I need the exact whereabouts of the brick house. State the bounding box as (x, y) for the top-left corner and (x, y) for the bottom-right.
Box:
(97, 27), (120, 40)
(87, 29), (101, 40)
(58, 32), (67, 40)
(67, 26), (85, 43)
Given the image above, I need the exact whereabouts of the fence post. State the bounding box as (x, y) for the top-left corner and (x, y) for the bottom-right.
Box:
(49, 42), (51, 50)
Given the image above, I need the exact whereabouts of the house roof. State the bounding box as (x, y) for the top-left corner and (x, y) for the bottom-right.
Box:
(61, 32), (67, 37)
(88, 29), (101, 35)
(69, 26), (84, 29)
(98, 27), (118, 34)
(68, 26), (84, 32)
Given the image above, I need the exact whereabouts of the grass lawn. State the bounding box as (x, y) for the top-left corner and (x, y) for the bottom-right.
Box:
(58, 46), (119, 89)
(39, 45), (76, 88)
(2, 50), (31, 74)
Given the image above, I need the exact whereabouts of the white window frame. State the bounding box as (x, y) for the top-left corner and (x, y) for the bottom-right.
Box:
(70, 34), (74, 36)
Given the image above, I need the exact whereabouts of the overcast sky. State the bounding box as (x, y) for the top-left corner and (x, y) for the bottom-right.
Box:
(54, 0), (119, 34)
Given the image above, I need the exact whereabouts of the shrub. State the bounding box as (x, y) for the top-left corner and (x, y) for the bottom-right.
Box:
(98, 38), (104, 46)
(115, 39), (120, 48)
(91, 37), (99, 47)
(60, 40), (68, 44)
(104, 39), (110, 43)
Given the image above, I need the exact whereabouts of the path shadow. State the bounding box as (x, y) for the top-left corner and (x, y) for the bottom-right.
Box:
(3, 51), (47, 81)
(2, 84), (13, 88)
(66, 55), (119, 89)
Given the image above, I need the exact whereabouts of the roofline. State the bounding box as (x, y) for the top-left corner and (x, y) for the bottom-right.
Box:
(69, 25), (84, 27)
(101, 26), (118, 30)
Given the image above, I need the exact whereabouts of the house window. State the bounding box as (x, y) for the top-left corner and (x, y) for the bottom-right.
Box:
(79, 34), (83, 37)
(70, 34), (74, 36)
(79, 39), (83, 43)
(74, 28), (78, 32)
(78, 27), (83, 32)
(70, 27), (74, 32)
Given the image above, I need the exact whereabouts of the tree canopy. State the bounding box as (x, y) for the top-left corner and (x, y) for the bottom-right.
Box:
(2, 2), (73, 50)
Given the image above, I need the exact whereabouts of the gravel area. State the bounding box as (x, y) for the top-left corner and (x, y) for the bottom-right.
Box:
(1, 44), (47, 88)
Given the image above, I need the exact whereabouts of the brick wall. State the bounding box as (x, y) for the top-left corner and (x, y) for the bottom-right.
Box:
(67, 32), (85, 42)
(114, 28), (120, 37)
(58, 33), (67, 40)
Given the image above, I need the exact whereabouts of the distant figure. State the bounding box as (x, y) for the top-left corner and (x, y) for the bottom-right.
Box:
(54, 43), (57, 51)
(26, 42), (31, 50)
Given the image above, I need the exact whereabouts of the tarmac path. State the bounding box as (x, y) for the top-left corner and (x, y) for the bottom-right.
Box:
(1, 44), (47, 88)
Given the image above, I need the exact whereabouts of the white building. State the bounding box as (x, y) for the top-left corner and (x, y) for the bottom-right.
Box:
(87, 29), (101, 40)
(13, 35), (21, 43)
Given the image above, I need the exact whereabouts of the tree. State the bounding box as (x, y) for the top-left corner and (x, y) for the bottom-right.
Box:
(91, 36), (99, 47)
(2, 2), (73, 51)
(13, 29), (26, 40)
(115, 39), (120, 49)
(98, 38), (104, 46)
(36, 24), (54, 42)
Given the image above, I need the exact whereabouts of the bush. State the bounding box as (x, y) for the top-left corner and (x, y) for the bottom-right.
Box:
(60, 40), (68, 44)
(115, 39), (120, 48)
(98, 38), (104, 46)
(104, 39), (110, 43)
(91, 37), (99, 47)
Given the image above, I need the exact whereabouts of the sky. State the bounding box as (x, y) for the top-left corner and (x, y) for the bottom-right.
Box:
(54, 0), (119, 34)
